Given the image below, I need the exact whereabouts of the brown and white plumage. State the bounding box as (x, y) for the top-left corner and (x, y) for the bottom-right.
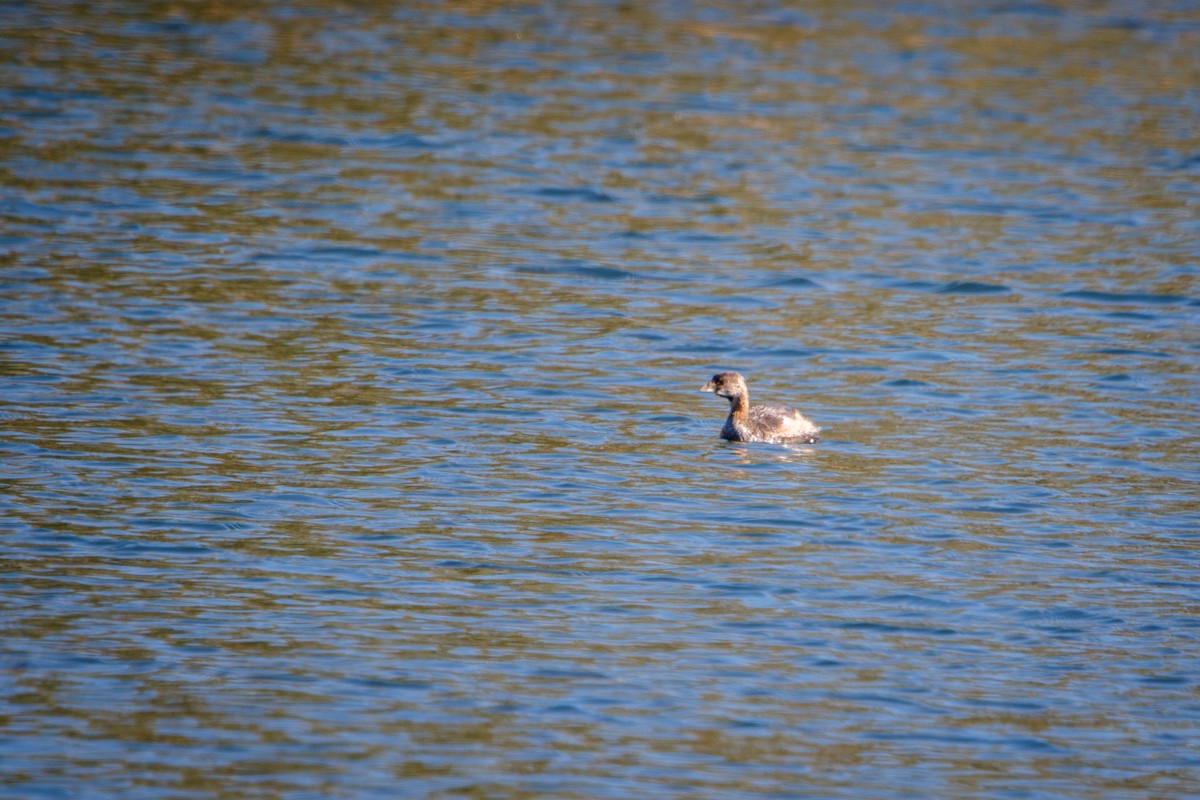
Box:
(700, 371), (820, 444)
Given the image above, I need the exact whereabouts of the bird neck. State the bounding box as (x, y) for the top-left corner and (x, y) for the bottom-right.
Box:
(728, 392), (750, 417)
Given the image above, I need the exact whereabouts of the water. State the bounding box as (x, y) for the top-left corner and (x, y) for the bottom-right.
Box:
(2, 1), (1198, 798)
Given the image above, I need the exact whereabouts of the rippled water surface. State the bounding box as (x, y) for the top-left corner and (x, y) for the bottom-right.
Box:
(2, 1), (1199, 798)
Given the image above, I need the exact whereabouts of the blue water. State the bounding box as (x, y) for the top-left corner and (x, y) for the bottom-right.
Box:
(2, 2), (1198, 798)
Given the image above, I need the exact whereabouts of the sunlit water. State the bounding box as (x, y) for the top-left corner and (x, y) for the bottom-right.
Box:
(2, 2), (1198, 798)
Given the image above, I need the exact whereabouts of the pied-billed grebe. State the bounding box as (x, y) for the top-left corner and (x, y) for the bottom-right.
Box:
(701, 371), (820, 444)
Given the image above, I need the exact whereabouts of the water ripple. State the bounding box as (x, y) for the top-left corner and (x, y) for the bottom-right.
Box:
(1, 2), (1198, 798)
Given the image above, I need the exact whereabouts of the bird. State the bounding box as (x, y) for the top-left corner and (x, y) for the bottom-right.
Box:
(700, 371), (820, 444)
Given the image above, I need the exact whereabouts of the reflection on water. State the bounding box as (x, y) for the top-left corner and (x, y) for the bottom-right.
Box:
(1, 1), (1198, 798)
